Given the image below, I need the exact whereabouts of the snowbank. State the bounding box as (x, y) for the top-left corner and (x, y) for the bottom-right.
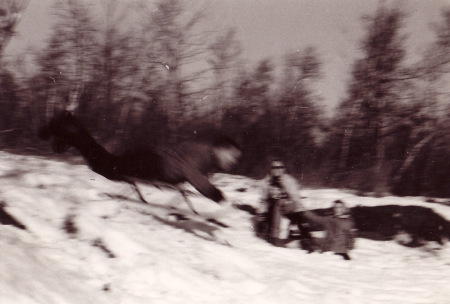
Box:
(0, 151), (449, 304)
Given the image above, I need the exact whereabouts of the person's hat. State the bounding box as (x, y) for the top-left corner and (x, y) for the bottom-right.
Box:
(271, 161), (285, 169)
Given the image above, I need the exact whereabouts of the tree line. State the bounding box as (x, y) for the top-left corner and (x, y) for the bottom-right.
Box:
(1, 0), (449, 197)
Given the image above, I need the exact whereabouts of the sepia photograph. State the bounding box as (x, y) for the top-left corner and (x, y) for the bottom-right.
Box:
(1, 0), (450, 303)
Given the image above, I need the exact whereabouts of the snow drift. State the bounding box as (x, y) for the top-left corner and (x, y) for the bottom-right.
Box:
(0, 151), (449, 304)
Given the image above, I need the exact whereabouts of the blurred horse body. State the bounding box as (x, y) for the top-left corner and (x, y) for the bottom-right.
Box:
(38, 111), (241, 211)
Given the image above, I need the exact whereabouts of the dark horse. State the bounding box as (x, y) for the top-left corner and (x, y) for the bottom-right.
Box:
(38, 111), (241, 212)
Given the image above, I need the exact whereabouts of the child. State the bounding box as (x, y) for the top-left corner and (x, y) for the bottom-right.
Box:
(303, 200), (356, 260)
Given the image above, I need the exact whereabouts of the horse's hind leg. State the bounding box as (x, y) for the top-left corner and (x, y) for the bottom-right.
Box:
(125, 178), (148, 204)
(179, 188), (198, 215)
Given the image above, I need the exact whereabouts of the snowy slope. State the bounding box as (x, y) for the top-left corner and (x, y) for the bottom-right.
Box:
(0, 151), (449, 304)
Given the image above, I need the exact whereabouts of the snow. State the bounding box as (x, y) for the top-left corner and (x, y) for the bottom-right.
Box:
(0, 150), (449, 304)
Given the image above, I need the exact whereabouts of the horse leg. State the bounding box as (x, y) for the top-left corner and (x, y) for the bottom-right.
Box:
(124, 178), (148, 204)
(179, 188), (198, 215)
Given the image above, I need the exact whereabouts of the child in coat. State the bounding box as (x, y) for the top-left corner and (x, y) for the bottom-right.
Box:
(303, 200), (356, 260)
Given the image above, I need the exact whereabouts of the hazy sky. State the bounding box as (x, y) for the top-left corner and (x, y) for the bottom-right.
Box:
(4, 0), (449, 114)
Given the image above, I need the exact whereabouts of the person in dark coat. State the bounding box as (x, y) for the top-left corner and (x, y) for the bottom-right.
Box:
(302, 200), (356, 260)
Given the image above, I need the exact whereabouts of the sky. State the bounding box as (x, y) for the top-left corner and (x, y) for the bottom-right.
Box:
(4, 0), (450, 115)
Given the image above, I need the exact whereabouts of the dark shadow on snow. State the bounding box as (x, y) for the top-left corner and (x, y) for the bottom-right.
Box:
(92, 238), (116, 258)
(0, 202), (26, 230)
(106, 192), (450, 248)
(234, 204), (258, 215)
(238, 203), (450, 248)
(105, 192), (229, 241)
(62, 214), (78, 236)
(151, 213), (223, 243)
(304, 205), (450, 247)
(350, 205), (450, 247)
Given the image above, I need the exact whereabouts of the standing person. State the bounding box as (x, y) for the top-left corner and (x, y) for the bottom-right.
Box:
(256, 160), (312, 248)
(303, 200), (356, 260)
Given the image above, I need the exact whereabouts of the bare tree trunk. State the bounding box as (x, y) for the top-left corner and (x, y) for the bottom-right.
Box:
(67, 80), (84, 112)
(339, 100), (361, 169)
(339, 129), (352, 169)
(392, 133), (435, 185)
(375, 111), (386, 173)
(45, 86), (57, 122)
(109, 100), (134, 150)
(0, 0), (29, 57)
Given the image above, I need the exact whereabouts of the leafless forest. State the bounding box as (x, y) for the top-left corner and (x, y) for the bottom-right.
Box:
(0, 0), (449, 197)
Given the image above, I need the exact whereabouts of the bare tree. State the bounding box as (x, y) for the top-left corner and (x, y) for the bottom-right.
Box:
(390, 8), (450, 196)
(277, 47), (322, 170)
(337, 7), (407, 177)
(0, 0), (29, 68)
(144, 0), (211, 140)
(97, 0), (164, 148)
(422, 9), (450, 79)
(207, 28), (241, 126)
(38, 0), (98, 116)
